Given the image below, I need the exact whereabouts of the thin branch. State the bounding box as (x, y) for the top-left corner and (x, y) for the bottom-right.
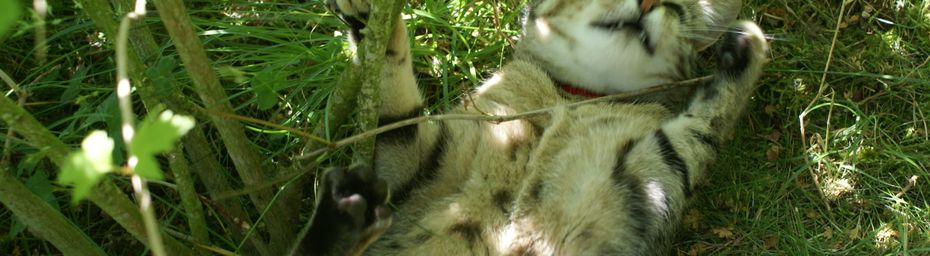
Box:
(213, 76), (714, 199)
(799, 1), (847, 148)
(80, 0), (224, 252)
(166, 147), (210, 248)
(2, 63), (101, 255)
(198, 107), (324, 144)
(1, 68), (27, 165)
(115, 2), (168, 255)
(0, 167), (106, 255)
(1, 84), (194, 255)
(798, 0), (847, 211)
(353, 0), (407, 163)
(302, 75), (712, 159)
(32, 0), (48, 64)
(152, 0), (299, 252)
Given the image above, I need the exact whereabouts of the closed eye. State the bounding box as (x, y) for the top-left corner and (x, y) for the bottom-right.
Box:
(591, 20), (643, 32)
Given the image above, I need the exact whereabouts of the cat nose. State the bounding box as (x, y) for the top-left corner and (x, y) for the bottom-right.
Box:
(641, 0), (658, 13)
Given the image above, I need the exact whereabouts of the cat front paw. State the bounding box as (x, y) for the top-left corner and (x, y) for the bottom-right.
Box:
(299, 164), (392, 255)
(328, 0), (371, 41)
(716, 21), (768, 79)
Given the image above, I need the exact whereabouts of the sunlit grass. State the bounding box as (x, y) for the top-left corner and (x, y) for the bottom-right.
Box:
(680, 0), (930, 254)
(0, 0), (927, 254)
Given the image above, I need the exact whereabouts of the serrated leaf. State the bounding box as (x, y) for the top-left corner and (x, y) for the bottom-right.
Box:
(252, 70), (283, 110)
(59, 131), (115, 204)
(130, 110), (195, 180)
(0, 0), (22, 38)
(145, 57), (178, 98)
(254, 83), (278, 110)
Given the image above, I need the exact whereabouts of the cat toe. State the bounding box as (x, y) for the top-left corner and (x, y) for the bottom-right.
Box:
(716, 22), (767, 79)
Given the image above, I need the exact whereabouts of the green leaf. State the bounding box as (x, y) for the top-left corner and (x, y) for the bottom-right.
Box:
(219, 65), (248, 84)
(254, 83), (278, 110)
(252, 69), (283, 110)
(59, 131), (115, 204)
(26, 172), (60, 211)
(9, 217), (26, 237)
(145, 57), (178, 98)
(61, 65), (88, 103)
(0, 0), (21, 38)
(130, 110), (195, 180)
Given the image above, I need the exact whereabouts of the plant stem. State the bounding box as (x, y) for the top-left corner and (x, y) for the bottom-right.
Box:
(232, 76), (712, 198)
(353, 0), (407, 163)
(76, 0), (220, 252)
(0, 87), (191, 255)
(114, 2), (167, 255)
(0, 68), (27, 165)
(166, 147), (211, 248)
(0, 166), (106, 255)
(296, 75), (712, 161)
(298, 1), (407, 165)
(32, 0), (48, 64)
(151, 0), (298, 252)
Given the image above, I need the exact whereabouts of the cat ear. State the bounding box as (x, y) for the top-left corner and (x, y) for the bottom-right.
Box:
(691, 0), (742, 51)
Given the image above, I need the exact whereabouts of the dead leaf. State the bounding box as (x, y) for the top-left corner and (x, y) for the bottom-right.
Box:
(712, 226), (735, 240)
(862, 5), (874, 19)
(764, 105), (778, 115)
(764, 130), (782, 142)
(805, 209), (820, 219)
(763, 234), (779, 249)
(848, 226), (861, 240)
(766, 146), (781, 161)
(687, 243), (706, 256)
(682, 209), (701, 230)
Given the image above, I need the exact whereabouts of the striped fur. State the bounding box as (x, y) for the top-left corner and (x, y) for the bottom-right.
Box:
(301, 0), (767, 255)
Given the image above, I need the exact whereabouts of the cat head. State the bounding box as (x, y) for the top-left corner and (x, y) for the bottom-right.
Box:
(518, 0), (742, 94)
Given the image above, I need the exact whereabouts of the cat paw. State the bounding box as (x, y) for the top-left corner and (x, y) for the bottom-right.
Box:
(300, 164), (392, 255)
(716, 21), (768, 79)
(328, 0), (371, 40)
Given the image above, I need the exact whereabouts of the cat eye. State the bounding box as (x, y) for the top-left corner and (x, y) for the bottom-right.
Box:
(661, 2), (686, 19)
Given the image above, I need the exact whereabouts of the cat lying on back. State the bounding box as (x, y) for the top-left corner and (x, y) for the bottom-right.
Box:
(299, 0), (767, 255)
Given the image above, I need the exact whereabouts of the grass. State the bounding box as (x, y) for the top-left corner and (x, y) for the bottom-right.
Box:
(0, 0), (928, 255)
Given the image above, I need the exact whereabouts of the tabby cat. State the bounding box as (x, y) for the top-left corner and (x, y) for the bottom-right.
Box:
(298, 0), (767, 255)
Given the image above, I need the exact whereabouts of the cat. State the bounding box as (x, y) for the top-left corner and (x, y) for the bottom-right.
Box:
(299, 0), (767, 255)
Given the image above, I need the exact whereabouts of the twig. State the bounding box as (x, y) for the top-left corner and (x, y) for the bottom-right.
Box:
(799, 0), (847, 148)
(0, 66), (191, 256)
(353, 0), (407, 164)
(895, 176), (919, 198)
(152, 0), (300, 250)
(798, 0), (847, 211)
(297, 75), (710, 161)
(0, 167), (106, 255)
(1, 68), (27, 165)
(198, 107), (325, 144)
(211, 75), (713, 199)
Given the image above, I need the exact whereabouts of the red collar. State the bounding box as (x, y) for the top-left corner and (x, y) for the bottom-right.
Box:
(557, 82), (607, 98)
